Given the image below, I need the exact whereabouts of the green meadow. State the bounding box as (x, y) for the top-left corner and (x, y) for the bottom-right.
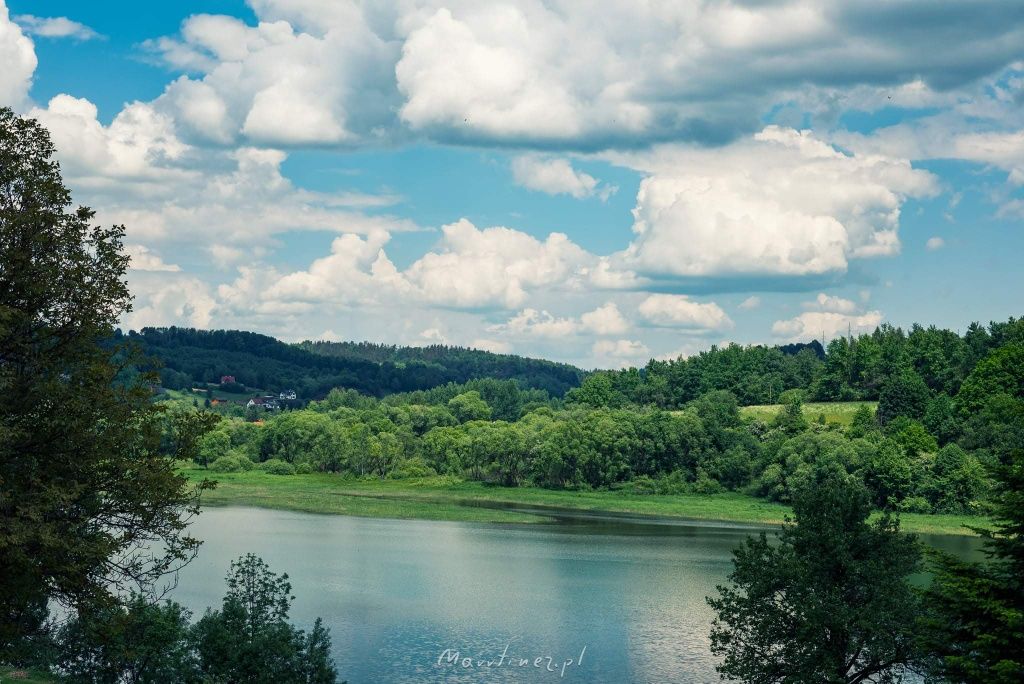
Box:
(183, 467), (983, 536)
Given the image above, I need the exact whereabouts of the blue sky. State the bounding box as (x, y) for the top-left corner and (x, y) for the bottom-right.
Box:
(2, 1), (1022, 367)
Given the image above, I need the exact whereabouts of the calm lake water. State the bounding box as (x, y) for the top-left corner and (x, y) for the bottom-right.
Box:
(172, 507), (982, 684)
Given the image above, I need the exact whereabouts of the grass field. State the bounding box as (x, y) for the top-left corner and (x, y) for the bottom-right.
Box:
(183, 468), (983, 536)
(740, 401), (877, 427)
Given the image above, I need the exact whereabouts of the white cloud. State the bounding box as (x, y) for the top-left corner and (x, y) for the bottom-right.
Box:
(120, 1), (1024, 148)
(926, 236), (946, 251)
(125, 244), (181, 272)
(27, 95), (415, 250)
(738, 296), (761, 310)
(124, 274), (217, 330)
(14, 14), (101, 41)
(614, 127), (938, 279)
(0, 3), (37, 107)
(489, 308), (578, 338)
(591, 339), (650, 367)
(638, 294), (733, 330)
(803, 293), (858, 314)
(404, 219), (591, 309)
(511, 154), (613, 199)
(487, 301), (629, 340)
(146, 10), (396, 147)
(772, 310), (883, 342)
(580, 303), (629, 335)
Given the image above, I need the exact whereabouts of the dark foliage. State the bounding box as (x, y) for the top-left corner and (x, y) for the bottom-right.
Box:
(130, 327), (583, 399)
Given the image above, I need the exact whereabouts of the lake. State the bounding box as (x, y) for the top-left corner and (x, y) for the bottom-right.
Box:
(172, 506), (982, 684)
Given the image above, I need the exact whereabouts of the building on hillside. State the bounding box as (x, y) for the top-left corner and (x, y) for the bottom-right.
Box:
(220, 375), (236, 384)
(279, 389), (297, 400)
(246, 395), (280, 410)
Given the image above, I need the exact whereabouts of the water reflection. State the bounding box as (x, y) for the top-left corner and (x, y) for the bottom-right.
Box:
(173, 507), (982, 683)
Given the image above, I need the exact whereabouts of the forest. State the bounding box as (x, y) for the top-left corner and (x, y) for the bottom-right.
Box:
(166, 316), (1024, 518)
(127, 327), (584, 398)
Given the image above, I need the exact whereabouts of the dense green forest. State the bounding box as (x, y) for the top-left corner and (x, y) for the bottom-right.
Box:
(166, 316), (1024, 518)
(576, 321), (1020, 407)
(126, 327), (584, 398)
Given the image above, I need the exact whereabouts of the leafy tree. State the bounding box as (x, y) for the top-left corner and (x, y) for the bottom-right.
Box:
(877, 369), (930, 425)
(773, 394), (809, 436)
(955, 344), (1024, 415)
(0, 106), (207, 658)
(920, 451), (1024, 682)
(848, 403), (880, 438)
(57, 595), (197, 684)
(448, 390), (492, 423)
(172, 409), (223, 467)
(191, 555), (338, 683)
(885, 417), (938, 458)
(708, 463), (922, 683)
(861, 439), (915, 509)
(923, 444), (987, 514)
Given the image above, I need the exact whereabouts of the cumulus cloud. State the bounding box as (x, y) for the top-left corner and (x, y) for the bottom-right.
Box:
(0, 3), (37, 107)
(27, 95), (414, 250)
(614, 127), (938, 280)
(772, 310), (884, 342)
(591, 339), (650, 367)
(14, 14), (101, 41)
(124, 274), (217, 330)
(488, 301), (629, 340)
(803, 293), (859, 314)
(404, 219), (591, 309)
(580, 303), (629, 335)
(126, 244), (181, 272)
(638, 294), (733, 331)
(926, 236), (946, 251)
(146, 10), (397, 146)
(510, 154), (613, 199)
(124, 1), (1024, 148)
(488, 308), (578, 338)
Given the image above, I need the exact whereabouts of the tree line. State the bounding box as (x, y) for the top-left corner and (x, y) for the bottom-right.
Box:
(128, 327), (584, 399)
(176, 329), (1022, 517)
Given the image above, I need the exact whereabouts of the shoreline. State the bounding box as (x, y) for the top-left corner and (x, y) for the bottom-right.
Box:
(184, 469), (985, 537)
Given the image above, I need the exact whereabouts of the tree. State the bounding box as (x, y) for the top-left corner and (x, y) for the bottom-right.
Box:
(57, 595), (198, 684)
(708, 463), (922, 683)
(191, 555), (338, 683)
(172, 410), (223, 467)
(0, 107), (207, 659)
(920, 450), (1024, 682)
(955, 344), (1024, 415)
(447, 390), (492, 423)
(877, 370), (930, 425)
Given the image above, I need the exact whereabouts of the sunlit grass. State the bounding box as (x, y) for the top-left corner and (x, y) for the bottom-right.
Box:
(182, 467), (983, 536)
(740, 401), (878, 427)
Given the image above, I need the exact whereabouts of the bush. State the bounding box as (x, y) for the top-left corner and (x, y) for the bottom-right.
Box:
(898, 496), (932, 514)
(210, 453), (255, 473)
(258, 459), (296, 475)
(389, 457), (437, 479)
(295, 463), (313, 475)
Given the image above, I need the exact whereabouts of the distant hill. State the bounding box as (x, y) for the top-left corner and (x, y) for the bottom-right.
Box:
(123, 327), (585, 399)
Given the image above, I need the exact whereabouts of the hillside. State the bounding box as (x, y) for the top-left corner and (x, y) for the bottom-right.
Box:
(122, 327), (584, 399)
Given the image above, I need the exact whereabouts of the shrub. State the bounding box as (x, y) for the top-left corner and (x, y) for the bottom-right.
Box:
(898, 496), (932, 514)
(389, 457), (437, 479)
(210, 453), (255, 473)
(295, 463), (313, 475)
(258, 459), (296, 475)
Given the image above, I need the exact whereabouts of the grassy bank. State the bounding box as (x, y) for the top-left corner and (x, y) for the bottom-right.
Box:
(740, 401), (877, 426)
(184, 468), (983, 536)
